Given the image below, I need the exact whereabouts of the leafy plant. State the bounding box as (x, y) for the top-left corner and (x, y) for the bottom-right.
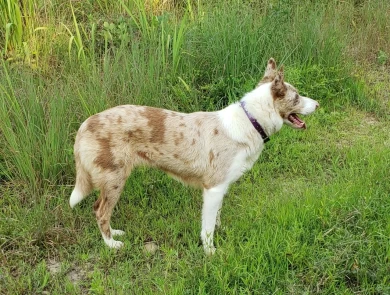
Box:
(62, 3), (87, 62)
(120, 0), (157, 40)
(0, 0), (23, 56)
(377, 50), (388, 66)
(0, 0), (47, 66)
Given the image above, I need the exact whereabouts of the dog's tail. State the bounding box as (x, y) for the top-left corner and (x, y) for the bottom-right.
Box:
(70, 161), (92, 208)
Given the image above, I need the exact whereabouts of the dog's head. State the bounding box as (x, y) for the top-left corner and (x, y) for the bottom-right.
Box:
(259, 58), (319, 129)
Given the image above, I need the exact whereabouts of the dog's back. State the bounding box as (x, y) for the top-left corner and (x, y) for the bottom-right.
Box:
(69, 58), (319, 253)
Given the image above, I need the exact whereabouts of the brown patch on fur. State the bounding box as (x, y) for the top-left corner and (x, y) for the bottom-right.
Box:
(203, 183), (212, 190)
(86, 115), (103, 133)
(174, 154), (179, 159)
(174, 132), (185, 146)
(179, 123), (186, 127)
(94, 135), (118, 171)
(140, 107), (167, 143)
(104, 114), (115, 124)
(137, 151), (150, 161)
(160, 166), (202, 187)
(100, 219), (111, 238)
(125, 128), (144, 143)
(214, 128), (219, 135)
(93, 198), (102, 212)
(271, 74), (287, 99)
(117, 116), (123, 124)
(257, 58), (278, 86)
(113, 185), (119, 190)
(192, 138), (196, 145)
(122, 130), (133, 143)
(269, 58), (276, 68)
(134, 128), (144, 138)
(209, 150), (215, 164)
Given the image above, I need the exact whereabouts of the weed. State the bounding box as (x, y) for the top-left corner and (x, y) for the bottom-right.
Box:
(62, 3), (87, 63)
(377, 50), (389, 66)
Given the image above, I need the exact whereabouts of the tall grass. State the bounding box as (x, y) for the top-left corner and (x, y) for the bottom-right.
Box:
(1, 0), (387, 196)
(348, 0), (390, 65)
(0, 1), (389, 293)
(0, 64), (73, 195)
(0, 0), (23, 56)
(62, 3), (87, 63)
(0, 0), (48, 67)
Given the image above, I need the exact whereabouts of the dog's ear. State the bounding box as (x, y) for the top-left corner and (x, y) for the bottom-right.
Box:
(257, 58), (277, 87)
(271, 70), (287, 99)
(279, 65), (284, 76)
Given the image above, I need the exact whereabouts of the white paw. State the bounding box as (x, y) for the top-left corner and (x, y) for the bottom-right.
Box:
(204, 245), (216, 256)
(104, 237), (124, 249)
(111, 229), (125, 236)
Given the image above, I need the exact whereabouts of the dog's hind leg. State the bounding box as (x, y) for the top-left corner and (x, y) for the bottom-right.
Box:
(94, 176), (127, 249)
(201, 183), (228, 255)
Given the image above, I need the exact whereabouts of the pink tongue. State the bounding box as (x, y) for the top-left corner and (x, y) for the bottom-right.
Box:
(289, 114), (306, 129)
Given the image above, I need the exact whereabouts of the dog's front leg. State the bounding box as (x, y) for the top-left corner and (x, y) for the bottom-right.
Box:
(201, 184), (228, 255)
(215, 200), (224, 228)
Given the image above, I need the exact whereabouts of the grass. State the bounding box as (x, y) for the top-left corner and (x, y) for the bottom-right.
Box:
(1, 0), (390, 294)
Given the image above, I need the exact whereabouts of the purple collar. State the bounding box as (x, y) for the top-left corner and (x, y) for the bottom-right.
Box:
(239, 101), (270, 143)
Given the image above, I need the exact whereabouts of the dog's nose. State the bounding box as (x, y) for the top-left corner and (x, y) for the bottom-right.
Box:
(315, 103), (319, 109)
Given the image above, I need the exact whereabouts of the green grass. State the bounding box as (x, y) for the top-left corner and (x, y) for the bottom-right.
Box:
(1, 0), (390, 294)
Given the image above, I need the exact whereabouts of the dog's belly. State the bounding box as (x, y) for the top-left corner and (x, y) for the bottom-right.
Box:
(159, 166), (204, 188)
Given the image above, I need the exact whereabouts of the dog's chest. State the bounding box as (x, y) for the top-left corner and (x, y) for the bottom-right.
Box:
(225, 147), (264, 184)
(244, 148), (263, 171)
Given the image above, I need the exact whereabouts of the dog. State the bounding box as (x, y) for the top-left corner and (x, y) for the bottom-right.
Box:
(69, 58), (319, 255)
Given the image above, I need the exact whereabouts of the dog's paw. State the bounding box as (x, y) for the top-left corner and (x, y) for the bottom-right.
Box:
(104, 238), (124, 249)
(204, 246), (216, 256)
(109, 240), (124, 249)
(111, 229), (125, 236)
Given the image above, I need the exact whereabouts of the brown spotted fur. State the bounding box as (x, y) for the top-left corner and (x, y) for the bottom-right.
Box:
(71, 57), (319, 250)
(74, 106), (246, 239)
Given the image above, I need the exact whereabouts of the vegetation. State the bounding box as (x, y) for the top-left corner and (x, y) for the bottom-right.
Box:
(0, 0), (389, 293)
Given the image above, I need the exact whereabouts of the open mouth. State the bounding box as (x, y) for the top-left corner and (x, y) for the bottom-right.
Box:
(288, 114), (306, 129)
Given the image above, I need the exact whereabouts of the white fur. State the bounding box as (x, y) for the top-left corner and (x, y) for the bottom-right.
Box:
(298, 96), (319, 115)
(200, 83), (317, 253)
(103, 235), (124, 249)
(218, 85), (283, 147)
(201, 183), (228, 255)
(69, 188), (84, 208)
(70, 58), (319, 254)
(110, 227), (125, 236)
